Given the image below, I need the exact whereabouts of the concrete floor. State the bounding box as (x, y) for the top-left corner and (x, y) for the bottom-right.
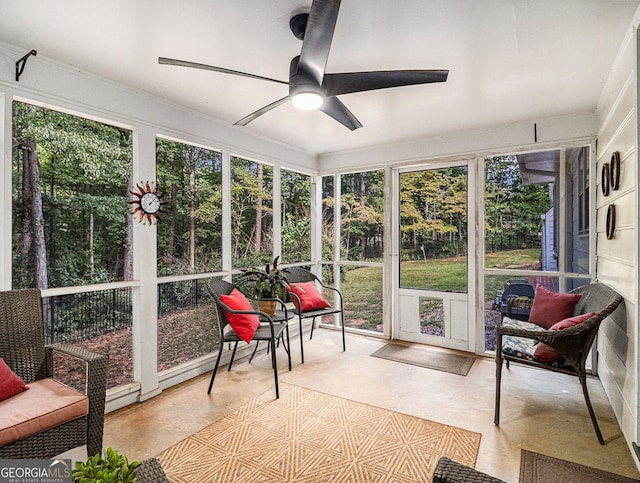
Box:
(64, 329), (639, 482)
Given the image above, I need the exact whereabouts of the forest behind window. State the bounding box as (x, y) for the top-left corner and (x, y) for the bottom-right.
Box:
(338, 170), (384, 262)
(231, 156), (273, 268)
(156, 138), (222, 275)
(12, 101), (133, 289)
(281, 169), (311, 264)
(484, 155), (551, 256)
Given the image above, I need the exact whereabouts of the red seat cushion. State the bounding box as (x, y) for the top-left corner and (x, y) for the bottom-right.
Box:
(219, 288), (261, 343)
(528, 285), (581, 329)
(289, 281), (331, 312)
(0, 378), (88, 446)
(0, 358), (29, 402)
(533, 312), (596, 363)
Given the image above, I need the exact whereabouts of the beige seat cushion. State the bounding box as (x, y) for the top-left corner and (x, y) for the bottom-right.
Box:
(0, 378), (89, 446)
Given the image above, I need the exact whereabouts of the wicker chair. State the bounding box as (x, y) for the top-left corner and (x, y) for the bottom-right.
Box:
(285, 267), (345, 363)
(137, 458), (170, 483)
(494, 283), (623, 444)
(0, 288), (109, 458)
(207, 278), (291, 398)
(432, 457), (506, 483)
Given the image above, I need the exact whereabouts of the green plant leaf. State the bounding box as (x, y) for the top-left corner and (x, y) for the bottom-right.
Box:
(72, 447), (140, 483)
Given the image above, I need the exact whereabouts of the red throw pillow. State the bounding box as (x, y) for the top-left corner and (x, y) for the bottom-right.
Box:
(289, 281), (331, 312)
(528, 285), (582, 329)
(0, 357), (29, 401)
(219, 288), (261, 343)
(533, 312), (596, 363)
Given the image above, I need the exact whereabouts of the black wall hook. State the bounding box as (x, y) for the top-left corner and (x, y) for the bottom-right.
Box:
(15, 49), (37, 82)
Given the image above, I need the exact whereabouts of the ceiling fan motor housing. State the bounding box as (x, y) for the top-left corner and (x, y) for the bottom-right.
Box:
(289, 55), (325, 106)
(289, 13), (309, 40)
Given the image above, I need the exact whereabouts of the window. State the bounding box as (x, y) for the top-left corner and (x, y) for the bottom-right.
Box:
(484, 154), (553, 261)
(340, 171), (384, 262)
(156, 138), (222, 275)
(483, 148), (592, 352)
(565, 146), (590, 274)
(576, 147), (589, 235)
(231, 156), (273, 268)
(483, 153), (555, 351)
(12, 101), (133, 288)
(321, 170), (385, 334)
(281, 169), (311, 264)
(12, 100), (134, 388)
(322, 175), (335, 261)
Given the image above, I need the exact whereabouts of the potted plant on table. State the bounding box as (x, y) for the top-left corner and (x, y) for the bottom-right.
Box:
(240, 256), (290, 316)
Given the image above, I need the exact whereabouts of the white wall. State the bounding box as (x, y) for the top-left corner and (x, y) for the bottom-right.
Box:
(595, 19), (639, 455)
(317, 112), (597, 174)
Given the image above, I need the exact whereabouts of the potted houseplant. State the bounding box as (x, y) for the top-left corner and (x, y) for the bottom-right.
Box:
(240, 256), (290, 316)
(72, 447), (141, 483)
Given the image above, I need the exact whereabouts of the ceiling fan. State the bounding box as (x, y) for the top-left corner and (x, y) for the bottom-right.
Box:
(159, 0), (448, 130)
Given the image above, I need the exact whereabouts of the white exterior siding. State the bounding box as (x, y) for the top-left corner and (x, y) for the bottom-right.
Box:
(595, 23), (638, 449)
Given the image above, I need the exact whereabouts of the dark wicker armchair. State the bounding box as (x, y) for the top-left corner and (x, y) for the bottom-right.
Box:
(494, 283), (623, 444)
(432, 457), (506, 483)
(137, 458), (170, 483)
(0, 288), (109, 458)
(285, 267), (345, 363)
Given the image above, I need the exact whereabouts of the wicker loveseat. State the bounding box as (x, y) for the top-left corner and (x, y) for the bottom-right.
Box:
(0, 289), (109, 458)
(494, 282), (623, 444)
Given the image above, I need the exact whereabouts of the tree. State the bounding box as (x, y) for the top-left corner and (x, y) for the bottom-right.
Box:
(254, 163), (264, 252)
(281, 170), (311, 263)
(12, 101), (132, 288)
(339, 171), (384, 261)
(230, 157), (272, 267)
(156, 139), (223, 275)
(484, 156), (551, 252)
(399, 168), (467, 260)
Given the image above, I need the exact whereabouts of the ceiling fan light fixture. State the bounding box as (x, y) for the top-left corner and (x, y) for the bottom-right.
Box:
(159, 1), (448, 129)
(291, 91), (325, 110)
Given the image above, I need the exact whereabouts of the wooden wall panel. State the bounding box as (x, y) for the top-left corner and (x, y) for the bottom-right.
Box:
(595, 26), (637, 449)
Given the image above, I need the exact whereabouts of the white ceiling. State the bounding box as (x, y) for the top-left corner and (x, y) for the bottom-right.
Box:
(1, 0), (638, 156)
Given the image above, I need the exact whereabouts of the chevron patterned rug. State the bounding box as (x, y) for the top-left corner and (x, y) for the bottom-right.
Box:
(157, 383), (482, 482)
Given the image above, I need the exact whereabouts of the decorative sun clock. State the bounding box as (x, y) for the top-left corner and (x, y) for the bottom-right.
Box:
(130, 181), (164, 224)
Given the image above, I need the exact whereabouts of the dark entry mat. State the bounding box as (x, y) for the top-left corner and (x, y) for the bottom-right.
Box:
(520, 450), (640, 483)
(371, 343), (475, 376)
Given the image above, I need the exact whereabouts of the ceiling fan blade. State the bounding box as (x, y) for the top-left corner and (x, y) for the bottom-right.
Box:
(323, 70), (449, 96)
(234, 96), (290, 126)
(159, 57), (289, 85)
(297, 0), (341, 85)
(320, 96), (362, 131)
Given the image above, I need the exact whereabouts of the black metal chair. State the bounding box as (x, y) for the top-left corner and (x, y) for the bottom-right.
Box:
(206, 278), (291, 398)
(494, 282), (623, 444)
(285, 267), (345, 363)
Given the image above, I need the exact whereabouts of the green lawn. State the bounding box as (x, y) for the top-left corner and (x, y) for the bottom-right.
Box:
(339, 266), (384, 331)
(485, 248), (540, 269)
(484, 248), (540, 302)
(338, 248), (540, 331)
(400, 256), (467, 292)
